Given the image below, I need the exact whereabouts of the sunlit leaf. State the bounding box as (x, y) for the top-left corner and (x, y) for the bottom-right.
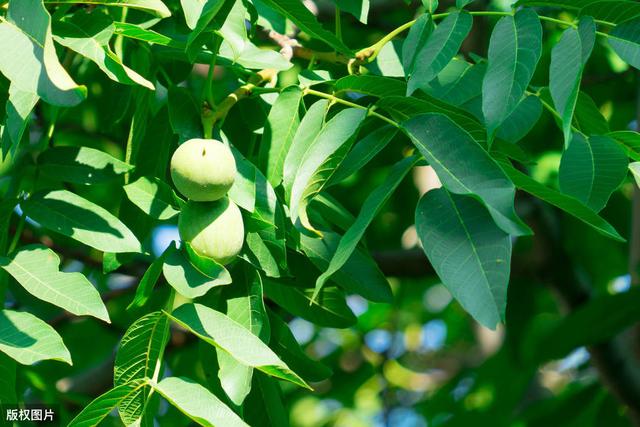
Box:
(167, 303), (309, 388)
(0, 245), (109, 322)
(22, 190), (142, 253)
(0, 309), (71, 365)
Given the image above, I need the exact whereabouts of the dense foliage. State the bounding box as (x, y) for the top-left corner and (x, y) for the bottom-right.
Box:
(1, 0), (640, 425)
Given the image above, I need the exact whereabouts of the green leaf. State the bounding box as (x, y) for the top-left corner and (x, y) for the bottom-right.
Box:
(498, 159), (624, 241)
(301, 231), (391, 303)
(68, 380), (148, 427)
(114, 22), (182, 48)
(229, 147), (257, 213)
(416, 188), (512, 329)
(403, 113), (531, 236)
(244, 372), (289, 427)
(609, 131), (640, 161)
(289, 108), (367, 232)
(377, 95), (486, 143)
(152, 376), (249, 427)
(422, 0), (438, 13)
(255, 0), (352, 54)
(268, 310), (331, 383)
(457, 0), (475, 7)
(334, 75), (407, 98)
(114, 312), (170, 425)
(482, 8), (542, 140)
(0, 0), (86, 106)
(283, 99), (328, 199)
(0, 353), (16, 405)
(168, 86), (202, 141)
(128, 243), (175, 310)
(550, 17), (595, 145)
(52, 10), (154, 90)
(218, 268), (269, 405)
(333, 0), (369, 23)
(163, 245), (231, 298)
(559, 134), (628, 212)
(630, 162), (640, 187)
(263, 278), (357, 328)
(327, 125), (398, 186)
(402, 14), (433, 74)
(44, 0), (171, 17)
(608, 17), (640, 70)
(514, 0), (595, 9)
(218, 0), (292, 70)
(0, 245), (109, 322)
(38, 146), (134, 185)
(185, 0), (228, 49)
(241, 232), (282, 277)
(123, 176), (180, 220)
(571, 91), (610, 136)
(260, 86), (303, 186)
(367, 40), (404, 77)
(22, 190), (142, 253)
(407, 12), (473, 95)
(1, 84), (38, 156)
(495, 94), (542, 143)
(314, 155), (419, 297)
(580, 1), (640, 25)
(422, 58), (485, 106)
(168, 303), (309, 388)
(0, 309), (71, 365)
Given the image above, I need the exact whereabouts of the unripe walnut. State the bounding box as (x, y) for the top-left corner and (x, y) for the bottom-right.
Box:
(170, 138), (236, 201)
(178, 198), (244, 265)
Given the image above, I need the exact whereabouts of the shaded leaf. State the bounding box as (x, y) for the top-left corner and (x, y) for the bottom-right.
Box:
(403, 113), (531, 236)
(559, 134), (628, 212)
(498, 159), (624, 241)
(416, 188), (512, 329)
(496, 94), (542, 143)
(608, 17), (640, 70)
(328, 125), (398, 186)
(45, 0), (171, 17)
(128, 243), (175, 310)
(264, 279), (357, 328)
(39, 146), (134, 185)
(550, 17), (595, 145)
(1, 84), (38, 156)
(256, 0), (351, 54)
(314, 155), (419, 297)
(268, 310), (332, 383)
(406, 12), (473, 95)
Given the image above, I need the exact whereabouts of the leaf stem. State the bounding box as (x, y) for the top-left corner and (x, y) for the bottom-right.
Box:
(7, 212), (25, 255)
(304, 88), (399, 128)
(203, 34), (222, 109)
(355, 9), (615, 67)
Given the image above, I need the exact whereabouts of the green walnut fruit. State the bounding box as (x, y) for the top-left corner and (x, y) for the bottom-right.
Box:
(170, 138), (236, 201)
(178, 198), (244, 265)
